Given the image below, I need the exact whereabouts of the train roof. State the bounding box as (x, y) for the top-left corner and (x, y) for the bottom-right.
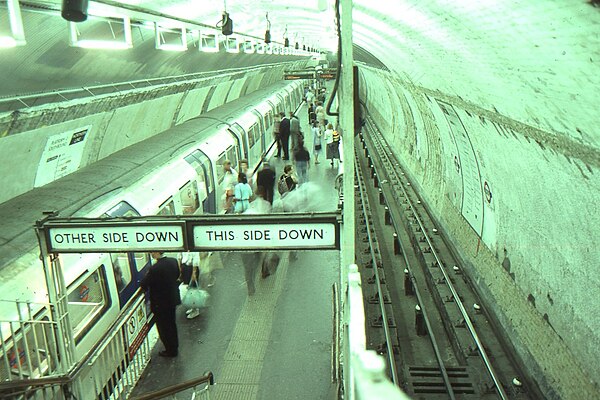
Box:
(0, 80), (301, 270)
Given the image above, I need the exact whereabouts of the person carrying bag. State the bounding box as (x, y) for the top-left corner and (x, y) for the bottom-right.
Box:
(182, 271), (210, 319)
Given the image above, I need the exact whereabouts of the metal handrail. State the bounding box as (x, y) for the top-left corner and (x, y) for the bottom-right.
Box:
(0, 289), (146, 394)
(128, 371), (214, 400)
(0, 374), (70, 391)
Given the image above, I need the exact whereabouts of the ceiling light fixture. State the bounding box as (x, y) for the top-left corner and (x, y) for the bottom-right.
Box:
(283, 26), (289, 47)
(155, 23), (187, 51)
(199, 30), (219, 52)
(243, 38), (255, 54)
(62, 0), (89, 22)
(264, 12), (271, 44)
(225, 35), (240, 53)
(69, 16), (132, 50)
(218, 0), (233, 35)
(0, 0), (26, 48)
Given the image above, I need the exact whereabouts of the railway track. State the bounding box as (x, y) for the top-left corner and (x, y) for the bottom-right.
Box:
(352, 115), (541, 399)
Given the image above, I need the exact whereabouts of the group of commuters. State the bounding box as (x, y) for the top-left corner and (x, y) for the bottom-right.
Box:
(142, 90), (339, 359)
(306, 91), (342, 168)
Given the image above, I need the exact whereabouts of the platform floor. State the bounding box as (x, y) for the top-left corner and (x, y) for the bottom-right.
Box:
(130, 98), (342, 400)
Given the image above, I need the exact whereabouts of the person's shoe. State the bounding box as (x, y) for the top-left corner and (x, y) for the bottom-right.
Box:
(186, 309), (200, 319)
(315, 161), (320, 164)
(159, 351), (177, 358)
(274, 155), (280, 158)
(185, 309), (194, 315)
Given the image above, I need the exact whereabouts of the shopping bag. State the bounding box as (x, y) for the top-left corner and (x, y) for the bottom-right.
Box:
(182, 287), (210, 309)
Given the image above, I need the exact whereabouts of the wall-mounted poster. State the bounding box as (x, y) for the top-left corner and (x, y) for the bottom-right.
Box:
(34, 126), (90, 187)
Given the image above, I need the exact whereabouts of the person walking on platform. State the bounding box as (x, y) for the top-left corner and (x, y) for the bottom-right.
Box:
(294, 141), (310, 184)
(324, 123), (341, 167)
(233, 172), (253, 214)
(279, 112), (291, 160)
(141, 252), (181, 357)
(238, 159), (252, 187)
(221, 160), (237, 213)
(273, 112), (283, 158)
(240, 252), (260, 296)
(307, 102), (315, 123)
(311, 120), (322, 164)
(306, 89), (315, 104)
(289, 112), (301, 153)
(278, 164), (298, 197)
(315, 101), (325, 126)
(256, 162), (276, 204)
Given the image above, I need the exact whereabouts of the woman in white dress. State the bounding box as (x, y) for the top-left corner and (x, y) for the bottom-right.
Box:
(233, 172), (253, 214)
(311, 120), (323, 164)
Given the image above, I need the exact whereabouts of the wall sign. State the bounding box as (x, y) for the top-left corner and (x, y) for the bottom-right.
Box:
(35, 126), (90, 187)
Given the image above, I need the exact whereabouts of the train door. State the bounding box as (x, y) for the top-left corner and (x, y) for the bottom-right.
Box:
(104, 201), (150, 307)
(251, 110), (266, 154)
(184, 150), (215, 213)
(228, 123), (247, 163)
(246, 123), (257, 167)
(275, 93), (285, 114)
(263, 101), (276, 154)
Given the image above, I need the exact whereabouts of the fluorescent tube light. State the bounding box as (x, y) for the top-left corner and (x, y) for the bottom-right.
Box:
(0, 0), (26, 48)
(69, 17), (132, 50)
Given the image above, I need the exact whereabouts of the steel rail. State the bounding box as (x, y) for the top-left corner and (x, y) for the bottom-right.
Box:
(357, 134), (457, 400)
(364, 116), (509, 400)
(354, 154), (399, 386)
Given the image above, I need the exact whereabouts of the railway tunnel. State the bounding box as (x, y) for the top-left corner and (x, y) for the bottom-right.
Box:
(0, 1), (598, 399)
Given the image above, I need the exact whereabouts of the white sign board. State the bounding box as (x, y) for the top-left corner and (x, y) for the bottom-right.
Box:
(193, 222), (338, 250)
(35, 127), (90, 187)
(126, 300), (149, 358)
(48, 224), (185, 252)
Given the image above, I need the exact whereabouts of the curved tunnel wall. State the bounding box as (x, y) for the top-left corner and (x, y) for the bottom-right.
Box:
(0, 61), (306, 204)
(359, 65), (599, 398)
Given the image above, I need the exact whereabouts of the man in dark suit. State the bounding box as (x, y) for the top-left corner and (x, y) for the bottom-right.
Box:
(279, 112), (291, 160)
(256, 162), (276, 204)
(141, 252), (181, 357)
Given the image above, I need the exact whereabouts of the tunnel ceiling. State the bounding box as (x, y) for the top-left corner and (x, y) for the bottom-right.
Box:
(3, 0), (600, 151)
(114, 0), (596, 150)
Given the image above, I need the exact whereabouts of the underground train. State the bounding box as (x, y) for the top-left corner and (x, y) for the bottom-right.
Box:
(0, 79), (304, 397)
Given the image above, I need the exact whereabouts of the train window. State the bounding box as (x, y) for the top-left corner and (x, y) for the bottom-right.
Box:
(216, 152), (227, 184)
(195, 172), (208, 207)
(203, 159), (214, 192)
(133, 253), (150, 272)
(158, 199), (175, 215)
(111, 253), (131, 292)
(104, 201), (140, 218)
(253, 123), (260, 143)
(184, 149), (213, 193)
(180, 181), (200, 214)
(184, 153), (203, 175)
(67, 267), (110, 343)
(248, 125), (255, 147)
(226, 148), (238, 172)
(265, 110), (273, 131)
